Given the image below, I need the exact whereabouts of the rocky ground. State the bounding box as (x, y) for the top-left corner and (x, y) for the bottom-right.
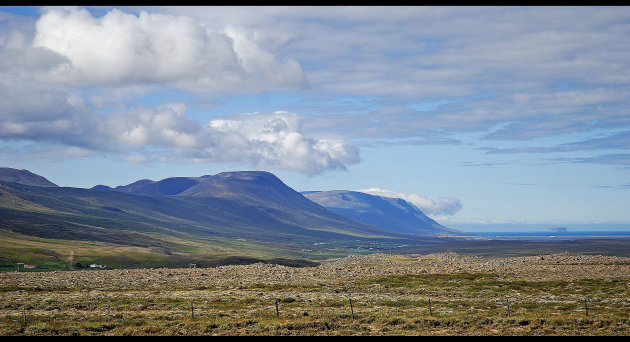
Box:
(1, 252), (629, 335)
(4, 252), (629, 291)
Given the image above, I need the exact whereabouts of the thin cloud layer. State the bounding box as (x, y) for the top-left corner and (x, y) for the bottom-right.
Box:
(481, 131), (630, 158)
(164, 6), (630, 157)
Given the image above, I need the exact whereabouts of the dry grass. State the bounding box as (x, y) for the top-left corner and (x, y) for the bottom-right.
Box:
(1, 252), (629, 335)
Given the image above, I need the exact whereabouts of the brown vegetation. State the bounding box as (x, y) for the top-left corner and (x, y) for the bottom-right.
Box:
(1, 252), (629, 335)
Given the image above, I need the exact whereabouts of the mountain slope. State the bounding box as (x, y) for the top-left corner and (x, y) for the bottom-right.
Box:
(111, 171), (401, 239)
(111, 179), (156, 193)
(124, 177), (194, 195)
(0, 167), (58, 187)
(303, 190), (459, 236)
(0, 171), (412, 249)
(0, 168), (451, 269)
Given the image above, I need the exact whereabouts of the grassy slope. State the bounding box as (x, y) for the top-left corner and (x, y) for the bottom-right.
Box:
(0, 229), (327, 271)
(3, 180), (630, 270)
(0, 180), (415, 269)
(0, 181), (400, 242)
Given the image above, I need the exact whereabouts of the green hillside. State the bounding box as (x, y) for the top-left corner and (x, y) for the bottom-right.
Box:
(0, 170), (428, 270)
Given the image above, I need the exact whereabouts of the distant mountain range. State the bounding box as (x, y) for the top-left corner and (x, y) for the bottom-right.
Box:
(5, 167), (630, 267)
(0, 167), (456, 268)
(303, 190), (458, 236)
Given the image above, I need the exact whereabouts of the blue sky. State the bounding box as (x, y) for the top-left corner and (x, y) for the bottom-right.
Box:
(1, 6), (629, 231)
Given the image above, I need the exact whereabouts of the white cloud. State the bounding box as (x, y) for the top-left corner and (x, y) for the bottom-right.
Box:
(0, 82), (359, 174)
(202, 111), (360, 175)
(357, 187), (462, 216)
(0, 73), (102, 149)
(105, 103), (200, 149)
(31, 7), (308, 91)
(0, 7), (347, 175)
(121, 155), (149, 164)
(83, 106), (360, 174)
(162, 6), (630, 143)
(3, 6), (630, 176)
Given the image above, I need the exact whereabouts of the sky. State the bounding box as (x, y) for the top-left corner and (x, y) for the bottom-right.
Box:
(1, 6), (629, 231)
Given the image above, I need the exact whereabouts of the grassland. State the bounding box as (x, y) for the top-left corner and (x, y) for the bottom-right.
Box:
(1, 253), (629, 335)
(0, 229), (332, 272)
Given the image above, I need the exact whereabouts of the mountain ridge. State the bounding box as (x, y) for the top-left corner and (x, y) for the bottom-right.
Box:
(0, 167), (58, 187)
(0, 168), (410, 244)
(303, 190), (458, 236)
(0, 166), (455, 269)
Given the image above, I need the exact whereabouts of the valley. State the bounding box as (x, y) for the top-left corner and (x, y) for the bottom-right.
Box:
(2, 167), (630, 271)
(1, 167), (630, 335)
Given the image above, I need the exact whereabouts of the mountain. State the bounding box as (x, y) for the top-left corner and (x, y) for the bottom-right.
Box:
(118, 171), (326, 210)
(105, 171), (406, 239)
(303, 190), (459, 236)
(91, 179), (156, 193)
(91, 185), (112, 190)
(0, 167), (58, 187)
(0, 167), (455, 269)
(0, 168), (418, 252)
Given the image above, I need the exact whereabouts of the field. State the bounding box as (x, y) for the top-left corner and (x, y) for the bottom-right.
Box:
(1, 252), (629, 335)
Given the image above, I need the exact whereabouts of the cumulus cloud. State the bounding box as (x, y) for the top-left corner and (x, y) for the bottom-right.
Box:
(100, 107), (361, 174)
(4, 5), (630, 177)
(104, 103), (200, 149)
(0, 7), (353, 175)
(202, 111), (360, 174)
(31, 7), (308, 90)
(357, 187), (462, 216)
(0, 79), (359, 174)
(102, 108), (361, 174)
(0, 73), (105, 149)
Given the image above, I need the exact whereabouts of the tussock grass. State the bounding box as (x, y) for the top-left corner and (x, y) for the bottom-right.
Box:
(2, 253), (630, 335)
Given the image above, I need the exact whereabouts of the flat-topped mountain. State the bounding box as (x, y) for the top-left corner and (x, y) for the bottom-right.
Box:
(0, 167), (450, 269)
(0, 169), (410, 247)
(113, 171), (321, 210)
(105, 171), (400, 238)
(303, 190), (459, 236)
(0, 167), (58, 187)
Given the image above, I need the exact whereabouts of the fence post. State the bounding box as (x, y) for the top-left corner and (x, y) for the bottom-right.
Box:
(22, 306), (26, 323)
(428, 297), (432, 316)
(107, 304), (111, 323)
(506, 298), (510, 318)
(191, 301), (195, 319)
(584, 298), (588, 317)
(349, 298), (354, 320)
(275, 299), (280, 318)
